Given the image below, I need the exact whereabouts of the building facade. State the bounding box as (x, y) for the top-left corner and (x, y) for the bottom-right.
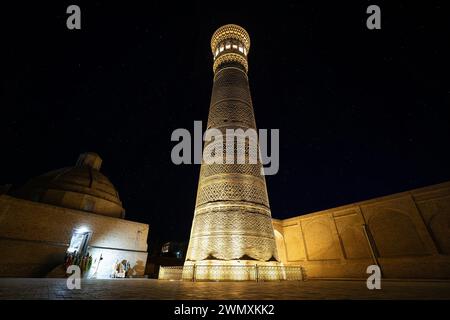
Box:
(0, 153), (148, 278)
(273, 182), (450, 279)
(184, 24), (282, 280)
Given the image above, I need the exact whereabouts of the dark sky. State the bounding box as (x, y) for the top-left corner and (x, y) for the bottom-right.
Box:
(2, 1), (449, 251)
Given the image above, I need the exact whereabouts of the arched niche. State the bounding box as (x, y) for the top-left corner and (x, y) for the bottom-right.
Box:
(368, 209), (428, 257)
(429, 213), (450, 254)
(274, 229), (287, 263)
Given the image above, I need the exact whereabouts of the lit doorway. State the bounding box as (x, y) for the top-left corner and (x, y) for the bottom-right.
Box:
(67, 230), (91, 255)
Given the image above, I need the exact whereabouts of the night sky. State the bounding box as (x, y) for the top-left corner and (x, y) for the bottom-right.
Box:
(2, 1), (449, 252)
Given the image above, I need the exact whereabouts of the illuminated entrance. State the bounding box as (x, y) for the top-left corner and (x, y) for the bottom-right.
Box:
(67, 229), (91, 255)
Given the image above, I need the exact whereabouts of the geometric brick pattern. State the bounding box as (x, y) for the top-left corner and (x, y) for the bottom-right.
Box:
(185, 24), (279, 263)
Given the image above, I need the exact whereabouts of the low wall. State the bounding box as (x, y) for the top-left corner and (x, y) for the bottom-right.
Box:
(0, 195), (148, 278)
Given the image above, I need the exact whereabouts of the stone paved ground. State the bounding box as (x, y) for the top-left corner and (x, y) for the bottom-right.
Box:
(0, 278), (449, 300)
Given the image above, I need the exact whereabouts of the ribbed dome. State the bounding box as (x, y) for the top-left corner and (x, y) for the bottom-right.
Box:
(14, 153), (125, 218)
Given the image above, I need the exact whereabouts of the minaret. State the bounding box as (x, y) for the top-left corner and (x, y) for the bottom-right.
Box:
(184, 24), (282, 280)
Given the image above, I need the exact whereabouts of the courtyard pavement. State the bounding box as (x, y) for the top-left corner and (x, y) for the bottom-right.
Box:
(0, 278), (449, 300)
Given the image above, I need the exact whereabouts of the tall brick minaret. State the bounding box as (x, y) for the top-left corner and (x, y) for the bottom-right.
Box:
(184, 24), (281, 280)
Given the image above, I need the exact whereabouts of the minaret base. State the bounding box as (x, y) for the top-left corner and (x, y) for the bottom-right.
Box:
(182, 260), (286, 281)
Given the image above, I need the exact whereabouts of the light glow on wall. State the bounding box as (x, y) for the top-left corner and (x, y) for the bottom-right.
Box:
(75, 226), (90, 234)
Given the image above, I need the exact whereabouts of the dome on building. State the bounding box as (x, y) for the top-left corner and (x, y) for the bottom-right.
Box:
(14, 152), (125, 218)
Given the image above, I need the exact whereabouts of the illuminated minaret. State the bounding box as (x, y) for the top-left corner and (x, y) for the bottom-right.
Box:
(184, 24), (281, 280)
